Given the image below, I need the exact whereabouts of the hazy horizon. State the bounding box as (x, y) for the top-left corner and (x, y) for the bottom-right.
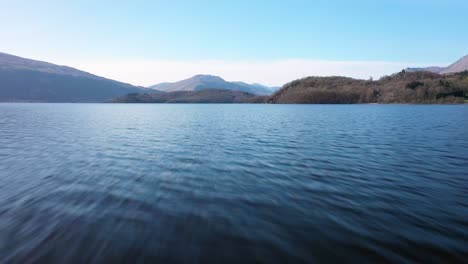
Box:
(1, 0), (467, 86)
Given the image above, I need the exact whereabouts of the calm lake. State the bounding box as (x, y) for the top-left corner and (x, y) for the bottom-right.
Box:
(0, 103), (467, 263)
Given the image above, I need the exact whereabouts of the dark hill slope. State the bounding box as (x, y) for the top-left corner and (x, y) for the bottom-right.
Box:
(0, 52), (146, 102)
(110, 89), (258, 103)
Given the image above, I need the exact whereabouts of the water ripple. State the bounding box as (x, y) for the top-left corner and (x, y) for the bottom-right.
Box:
(0, 103), (467, 263)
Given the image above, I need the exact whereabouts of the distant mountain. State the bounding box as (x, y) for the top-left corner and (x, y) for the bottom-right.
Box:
(110, 89), (259, 103)
(406, 66), (445, 74)
(148, 82), (171, 90)
(406, 55), (468, 74)
(149, 75), (276, 95)
(0, 52), (147, 102)
(232, 81), (281, 93)
(441, 55), (468, 74)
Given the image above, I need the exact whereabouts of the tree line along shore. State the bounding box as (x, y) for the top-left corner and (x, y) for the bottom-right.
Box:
(111, 71), (468, 104)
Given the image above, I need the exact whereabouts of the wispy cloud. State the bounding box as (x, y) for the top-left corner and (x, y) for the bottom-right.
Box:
(67, 59), (444, 87)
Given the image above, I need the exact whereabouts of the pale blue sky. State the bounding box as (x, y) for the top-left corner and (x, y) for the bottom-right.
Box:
(1, 0), (467, 85)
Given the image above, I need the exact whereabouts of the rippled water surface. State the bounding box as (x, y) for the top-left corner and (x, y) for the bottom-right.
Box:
(0, 103), (467, 263)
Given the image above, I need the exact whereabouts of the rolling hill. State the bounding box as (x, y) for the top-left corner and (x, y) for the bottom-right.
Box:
(0, 52), (147, 102)
(149, 75), (276, 95)
(266, 71), (468, 104)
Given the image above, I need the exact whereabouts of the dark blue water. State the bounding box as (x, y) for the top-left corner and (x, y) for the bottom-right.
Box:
(0, 104), (467, 263)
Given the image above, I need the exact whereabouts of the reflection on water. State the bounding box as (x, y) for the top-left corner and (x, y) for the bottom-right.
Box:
(0, 104), (467, 263)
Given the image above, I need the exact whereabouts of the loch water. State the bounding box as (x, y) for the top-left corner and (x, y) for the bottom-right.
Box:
(0, 103), (467, 263)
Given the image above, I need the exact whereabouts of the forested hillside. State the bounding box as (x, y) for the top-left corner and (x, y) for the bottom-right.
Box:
(267, 71), (468, 104)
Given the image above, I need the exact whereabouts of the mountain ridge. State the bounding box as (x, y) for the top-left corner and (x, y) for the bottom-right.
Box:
(149, 75), (277, 95)
(441, 55), (468, 74)
(406, 55), (468, 74)
(0, 52), (147, 102)
(0, 52), (102, 79)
